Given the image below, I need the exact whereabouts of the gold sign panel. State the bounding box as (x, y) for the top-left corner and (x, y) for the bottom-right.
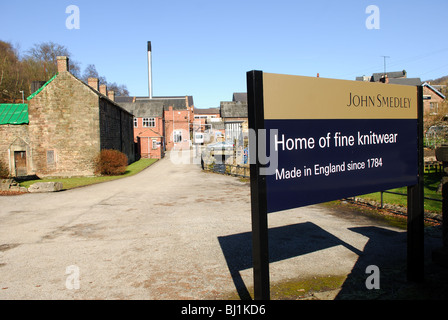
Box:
(262, 73), (418, 120)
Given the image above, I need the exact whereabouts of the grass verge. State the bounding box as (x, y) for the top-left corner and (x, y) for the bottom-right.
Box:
(356, 171), (443, 214)
(19, 158), (157, 190)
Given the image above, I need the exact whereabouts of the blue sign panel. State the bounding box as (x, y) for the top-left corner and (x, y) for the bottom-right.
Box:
(255, 72), (419, 214)
(264, 119), (418, 213)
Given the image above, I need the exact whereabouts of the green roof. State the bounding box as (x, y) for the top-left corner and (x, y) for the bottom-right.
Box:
(0, 104), (29, 125)
(27, 73), (58, 101)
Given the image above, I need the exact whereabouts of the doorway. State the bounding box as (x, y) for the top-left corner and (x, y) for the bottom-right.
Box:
(14, 151), (27, 177)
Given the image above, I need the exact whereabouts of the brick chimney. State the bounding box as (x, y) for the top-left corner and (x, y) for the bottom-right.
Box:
(107, 90), (115, 102)
(99, 84), (107, 96)
(88, 78), (99, 91)
(57, 56), (69, 73)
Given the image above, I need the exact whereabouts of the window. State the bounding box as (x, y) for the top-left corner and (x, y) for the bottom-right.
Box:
(430, 102), (439, 114)
(47, 150), (55, 167)
(152, 139), (158, 149)
(134, 118), (138, 128)
(173, 130), (182, 143)
(143, 118), (155, 128)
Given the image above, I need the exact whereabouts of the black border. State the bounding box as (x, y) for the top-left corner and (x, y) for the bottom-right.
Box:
(247, 70), (270, 300)
(406, 85), (425, 282)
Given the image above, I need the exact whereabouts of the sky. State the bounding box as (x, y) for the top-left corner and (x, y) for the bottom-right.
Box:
(1, 0), (448, 108)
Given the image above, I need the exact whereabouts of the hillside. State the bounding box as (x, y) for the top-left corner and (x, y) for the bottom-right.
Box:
(426, 75), (448, 97)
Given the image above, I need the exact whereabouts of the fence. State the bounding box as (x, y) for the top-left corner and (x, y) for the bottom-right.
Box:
(353, 161), (443, 220)
(205, 163), (250, 178)
(379, 190), (442, 209)
(204, 160), (443, 222)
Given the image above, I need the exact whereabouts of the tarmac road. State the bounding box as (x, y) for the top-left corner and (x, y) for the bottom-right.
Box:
(0, 152), (442, 299)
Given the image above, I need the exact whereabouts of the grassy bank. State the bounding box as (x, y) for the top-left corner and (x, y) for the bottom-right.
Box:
(19, 158), (157, 190)
(357, 171), (443, 214)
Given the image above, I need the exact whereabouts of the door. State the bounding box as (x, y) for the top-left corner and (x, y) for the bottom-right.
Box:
(14, 151), (27, 177)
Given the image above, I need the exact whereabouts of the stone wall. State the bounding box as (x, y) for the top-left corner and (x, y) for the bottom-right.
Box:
(99, 99), (135, 164)
(28, 72), (101, 177)
(0, 124), (30, 177)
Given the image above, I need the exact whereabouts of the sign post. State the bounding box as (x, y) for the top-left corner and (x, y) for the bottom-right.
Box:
(247, 70), (423, 300)
(247, 71), (270, 300)
(407, 86), (425, 282)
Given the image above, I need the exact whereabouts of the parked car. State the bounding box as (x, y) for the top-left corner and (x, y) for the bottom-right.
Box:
(205, 141), (234, 153)
(200, 141), (234, 169)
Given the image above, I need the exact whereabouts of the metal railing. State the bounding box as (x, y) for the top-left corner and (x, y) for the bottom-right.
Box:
(379, 190), (442, 209)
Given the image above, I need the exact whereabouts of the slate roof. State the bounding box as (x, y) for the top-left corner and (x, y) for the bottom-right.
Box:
(371, 70), (407, 82)
(220, 101), (248, 118)
(118, 101), (164, 118)
(114, 96), (135, 103)
(232, 92), (247, 103)
(194, 107), (220, 115)
(0, 104), (29, 125)
(388, 78), (422, 86)
(135, 96), (194, 111)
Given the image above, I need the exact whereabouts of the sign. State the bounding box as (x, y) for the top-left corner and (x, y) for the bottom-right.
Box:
(257, 72), (418, 213)
(247, 71), (424, 300)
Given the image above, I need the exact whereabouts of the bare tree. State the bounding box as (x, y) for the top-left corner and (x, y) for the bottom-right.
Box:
(81, 64), (129, 96)
(81, 64), (106, 85)
(107, 82), (130, 97)
(24, 41), (80, 80)
(0, 41), (22, 102)
(0, 40), (128, 102)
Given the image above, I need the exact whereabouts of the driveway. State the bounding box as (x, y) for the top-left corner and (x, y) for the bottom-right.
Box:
(0, 152), (442, 299)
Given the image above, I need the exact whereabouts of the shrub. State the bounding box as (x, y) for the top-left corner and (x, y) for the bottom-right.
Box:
(94, 149), (128, 176)
(0, 160), (9, 179)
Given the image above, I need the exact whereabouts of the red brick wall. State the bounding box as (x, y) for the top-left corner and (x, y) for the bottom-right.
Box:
(137, 136), (163, 159)
(423, 86), (445, 114)
(133, 117), (164, 142)
(164, 106), (193, 151)
(134, 116), (164, 158)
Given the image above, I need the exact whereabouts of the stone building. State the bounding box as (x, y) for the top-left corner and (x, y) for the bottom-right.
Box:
(220, 93), (248, 146)
(0, 104), (30, 177)
(0, 56), (135, 178)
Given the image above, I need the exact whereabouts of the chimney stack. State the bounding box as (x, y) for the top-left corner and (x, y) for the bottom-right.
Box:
(88, 78), (99, 91)
(107, 90), (115, 102)
(147, 41), (153, 99)
(99, 84), (107, 96)
(57, 56), (69, 73)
